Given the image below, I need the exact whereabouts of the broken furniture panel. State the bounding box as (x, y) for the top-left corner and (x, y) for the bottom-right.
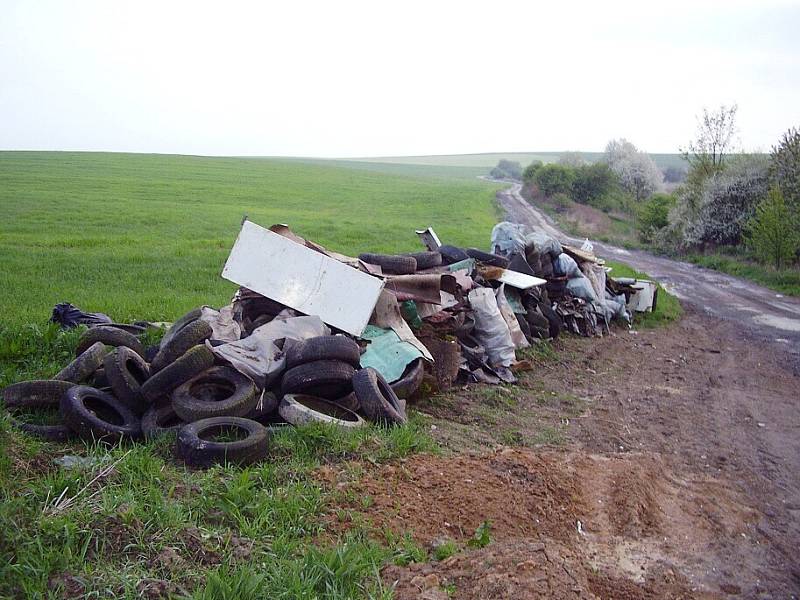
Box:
(222, 220), (384, 337)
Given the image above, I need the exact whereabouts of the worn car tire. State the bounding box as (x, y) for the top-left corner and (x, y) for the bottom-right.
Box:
(285, 335), (361, 370)
(176, 417), (268, 467)
(438, 245), (470, 265)
(172, 366), (257, 422)
(151, 319), (213, 373)
(141, 402), (184, 439)
(102, 323), (148, 336)
(281, 360), (355, 399)
(55, 341), (108, 383)
(160, 307), (203, 349)
(92, 367), (110, 388)
(75, 326), (144, 358)
(60, 385), (141, 442)
(357, 253), (417, 275)
(279, 394), (365, 428)
(332, 391), (359, 413)
(353, 367), (407, 425)
(2, 380), (76, 440)
(141, 345), (215, 403)
(104, 346), (151, 414)
(390, 359), (425, 400)
(464, 248), (510, 268)
(404, 251), (442, 270)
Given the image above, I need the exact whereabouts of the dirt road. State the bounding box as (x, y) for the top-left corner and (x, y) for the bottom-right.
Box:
(497, 183), (800, 357)
(365, 185), (800, 599)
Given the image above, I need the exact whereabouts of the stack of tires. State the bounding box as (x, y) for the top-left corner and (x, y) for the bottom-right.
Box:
(2, 313), (418, 470)
(278, 335), (408, 429)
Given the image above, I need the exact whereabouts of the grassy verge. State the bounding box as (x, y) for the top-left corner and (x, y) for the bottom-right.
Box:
(685, 253), (800, 296)
(0, 323), (439, 598)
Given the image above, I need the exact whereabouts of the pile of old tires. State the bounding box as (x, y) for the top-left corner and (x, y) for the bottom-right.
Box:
(2, 313), (413, 469)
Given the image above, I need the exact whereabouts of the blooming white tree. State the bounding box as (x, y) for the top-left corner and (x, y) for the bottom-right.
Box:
(604, 138), (663, 202)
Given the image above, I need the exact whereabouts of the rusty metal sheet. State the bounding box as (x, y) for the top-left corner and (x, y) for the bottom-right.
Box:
(385, 274), (445, 304)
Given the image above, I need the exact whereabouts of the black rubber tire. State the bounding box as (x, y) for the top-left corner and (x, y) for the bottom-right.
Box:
(390, 359), (425, 400)
(357, 253), (417, 275)
(102, 323), (148, 336)
(172, 366), (257, 422)
(54, 341), (108, 383)
(245, 390), (279, 423)
(176, 417), (268, 467)
(150, 319), (213, 373)
(284, 335), (361, 370)
(464, 248), (510, 268)
(141, 345), (215, 404)
(281, 360), (355, 399)
(332, 391), (359, 413)
(438, 245), (470, 265)
(353, 367), (407, 425)
(75, 326), (144, 358)
(92, 367), (110, 388)
(160, 307), (203, 349)
(278, 394), (365, 428)
(141, 402), (184, 439)
(104, 346), (151, 415)
(60, 385), (141, 442)
(2, 380), (75, 440)
(404, 251), (442, 269)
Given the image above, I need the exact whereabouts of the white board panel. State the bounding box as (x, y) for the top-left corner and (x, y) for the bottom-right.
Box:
(495, 269), (547, 290)
(222, 221), (384, 336)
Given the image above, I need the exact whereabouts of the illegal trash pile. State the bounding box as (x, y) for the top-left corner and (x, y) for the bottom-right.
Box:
(2, 220), (657, 468)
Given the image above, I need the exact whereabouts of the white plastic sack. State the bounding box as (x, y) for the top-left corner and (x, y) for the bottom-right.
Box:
(554, 253), (581, 278)
(210, 315), (330, 388)
(579, 262), (607, 301)
(468, 288), (516, 367)
(200, 305), (241, 342)
(495, 284), (529, 350)
(525, 231), (562, 258)
(566, 276), (599, 303)
(490, 222), (527, 257)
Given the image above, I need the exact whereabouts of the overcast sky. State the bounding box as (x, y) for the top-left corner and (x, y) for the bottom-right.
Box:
(1, 0), (798, 157)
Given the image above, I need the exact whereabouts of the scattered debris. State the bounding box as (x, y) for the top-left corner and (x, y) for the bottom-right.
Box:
(2, 219), (651, 468)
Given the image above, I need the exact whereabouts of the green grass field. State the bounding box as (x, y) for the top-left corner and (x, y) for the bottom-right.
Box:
(0, 152), (502, 328)
(0, 152), (679, 599)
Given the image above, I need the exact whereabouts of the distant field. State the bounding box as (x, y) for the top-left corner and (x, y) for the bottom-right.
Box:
(348, 151), (688, 171)
(0, 152), (502, 327)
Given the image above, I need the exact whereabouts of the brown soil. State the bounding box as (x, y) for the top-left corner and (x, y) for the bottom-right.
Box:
(323, 308), (800, 598)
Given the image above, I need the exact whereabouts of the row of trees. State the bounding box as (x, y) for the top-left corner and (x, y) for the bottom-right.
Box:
(643, 105), (800, 269)
(514, 138), (664, 213)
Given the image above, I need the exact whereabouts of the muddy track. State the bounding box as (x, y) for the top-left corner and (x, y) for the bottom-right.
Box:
(496, 183), (800, 360)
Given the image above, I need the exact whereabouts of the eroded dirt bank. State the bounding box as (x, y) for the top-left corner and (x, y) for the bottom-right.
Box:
(324, 309), (800, 598)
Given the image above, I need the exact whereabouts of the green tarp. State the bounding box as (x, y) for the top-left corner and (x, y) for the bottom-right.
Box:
(359, 324), (425, 382)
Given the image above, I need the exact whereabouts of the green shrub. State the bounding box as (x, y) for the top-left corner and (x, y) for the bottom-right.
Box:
(523, 160), (543, 183)
(490, 159), (522, 180)
(637, 193), (676, 243)
(533, 164), (575, 196)
(551, 192), (573, 210)
(745, 186), (800, 269)
(572, 163), (616, 205)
